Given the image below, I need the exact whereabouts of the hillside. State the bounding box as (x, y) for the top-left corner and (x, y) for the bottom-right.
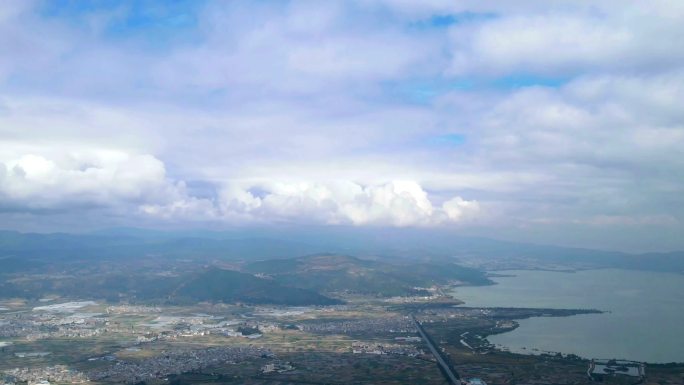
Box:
(0, 266), (340, 306)
(173, 268), (342, 305)
(244, 254), (493, 297)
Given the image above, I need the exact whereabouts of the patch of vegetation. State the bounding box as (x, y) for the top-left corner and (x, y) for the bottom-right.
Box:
(173, 268), (342, 305)
(0, 267), (341, 306)
(244, 254), (492, 297)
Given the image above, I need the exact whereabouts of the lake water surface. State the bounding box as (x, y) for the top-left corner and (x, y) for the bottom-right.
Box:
(451, 269), (684, 363)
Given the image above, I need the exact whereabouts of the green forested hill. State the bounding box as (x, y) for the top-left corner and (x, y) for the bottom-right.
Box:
(244, 254), (492, 296)
(0, 266), (340, 306)
(173, 268), (342, 305)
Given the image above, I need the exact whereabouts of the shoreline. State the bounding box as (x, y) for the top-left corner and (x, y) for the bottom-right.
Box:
(470, 307), (684, 366)
(451, 269), (684, 365)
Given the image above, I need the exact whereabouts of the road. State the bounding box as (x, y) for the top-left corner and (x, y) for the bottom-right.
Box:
(412, 315), (461, 385)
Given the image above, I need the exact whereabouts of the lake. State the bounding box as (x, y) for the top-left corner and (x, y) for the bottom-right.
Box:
(451, 269), (684, 363)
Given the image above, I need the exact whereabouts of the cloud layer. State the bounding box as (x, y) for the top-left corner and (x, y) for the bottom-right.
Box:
(1, 1), (683, 250)
(141, 180), (479, 227)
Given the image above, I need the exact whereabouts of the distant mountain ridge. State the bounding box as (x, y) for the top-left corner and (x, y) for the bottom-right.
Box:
(0, 229), (682, 273)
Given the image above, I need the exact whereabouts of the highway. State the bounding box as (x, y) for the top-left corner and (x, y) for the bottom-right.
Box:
(411, 315), (461, 385)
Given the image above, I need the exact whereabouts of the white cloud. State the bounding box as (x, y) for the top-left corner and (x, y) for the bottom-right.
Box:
(445, 3), (684, 77)
(0, 150), (180, 210)
(442, 196), (480, 221)
(142, 180), (480, 227)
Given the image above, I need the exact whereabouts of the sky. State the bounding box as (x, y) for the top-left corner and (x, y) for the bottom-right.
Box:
(1, 0), (683, 251)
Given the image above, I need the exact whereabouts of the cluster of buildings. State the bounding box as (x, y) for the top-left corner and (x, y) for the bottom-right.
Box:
(89, 346), (273, 383)
(105, 305), (162, 314)
(261, 361), (295, 374)
(417, 307), (493, 320)
(394, 336), (422, 342)
(383, 294), (443, 304)
(351, 342), (421, 357)
(299, 316), (416, 334)
(133, 319), (283, 342)
(588, 359), (645, 380)
(25, 326), (103, 340)
(0, 318), (48, 339)
(135, 328), (210, 343)
(3, 365), (88, 384)
(0, 312), (106, 341)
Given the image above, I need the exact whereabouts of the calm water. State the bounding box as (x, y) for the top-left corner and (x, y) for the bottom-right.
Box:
(451, 269), (684, 363)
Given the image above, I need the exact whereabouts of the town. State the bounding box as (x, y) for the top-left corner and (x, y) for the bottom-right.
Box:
(2, 297), (678, 385)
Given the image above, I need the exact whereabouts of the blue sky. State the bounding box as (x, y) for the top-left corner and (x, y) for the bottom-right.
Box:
(1, 0), (683, 251)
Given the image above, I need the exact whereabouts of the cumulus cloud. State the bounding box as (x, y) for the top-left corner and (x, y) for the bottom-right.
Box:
(442, 196), (480, 221)
(141, 180), (480, 227)
(0, 151), (180, 211)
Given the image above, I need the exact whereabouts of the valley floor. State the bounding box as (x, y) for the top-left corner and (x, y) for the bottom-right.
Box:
(1, 294), (682, 385)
